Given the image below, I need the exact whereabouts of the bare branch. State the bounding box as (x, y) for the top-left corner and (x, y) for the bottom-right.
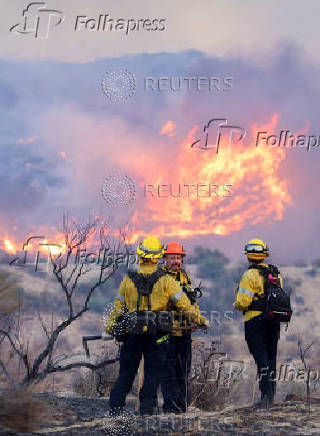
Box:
(0, 357), (17, 389)
(36, 308), (49, 340)
(3, 214), (128, 387)
(298, 339), (314, 399)
(33, 357), (119, 385)
(0, 329), (25, 361)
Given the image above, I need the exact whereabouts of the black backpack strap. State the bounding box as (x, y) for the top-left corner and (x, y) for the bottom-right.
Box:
(267, 264), (281, 279)
(247, 263), (268, 276)
(148, 268), (166, 287)
(128, 271), (145, 310)
(128, 269), (166, 311)
(245, 263), (281, 312)
(181, 268), (192, 286)
(176, 269), (196, 304)
(162, 266), (176, 278)
(248, 263), (281, 289)
(247, 264), (270, 291)
(245, 264), (268, 311)
(248, 263), (280, 275)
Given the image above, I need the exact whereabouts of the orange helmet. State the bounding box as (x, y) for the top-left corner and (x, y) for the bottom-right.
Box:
(164, 241), (186, 256)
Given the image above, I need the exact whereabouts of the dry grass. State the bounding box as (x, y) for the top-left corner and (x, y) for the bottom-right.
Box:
(189, 340), (244, 411)
(72, 344), (119, 397)
(0, 388), (53, 432)
(0, 270), (20, 314)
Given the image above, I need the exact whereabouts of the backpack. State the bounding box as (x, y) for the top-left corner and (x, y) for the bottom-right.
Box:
(126, 269), (173, 335)
(247, 264), (292, 323)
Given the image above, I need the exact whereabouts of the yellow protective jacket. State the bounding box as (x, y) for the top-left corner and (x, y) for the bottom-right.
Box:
(105, 263), (206, 334)
(234, 262), (283, 322)
(162, 267), (201, 337)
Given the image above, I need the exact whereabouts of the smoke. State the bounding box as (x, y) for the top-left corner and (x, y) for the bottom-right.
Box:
(1, 44), (320, 261)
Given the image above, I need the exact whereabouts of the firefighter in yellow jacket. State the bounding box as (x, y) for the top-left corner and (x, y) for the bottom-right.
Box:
(234, 239), (282, 408)
(160, 241), (203, 413)
(105, 237), (207, 416)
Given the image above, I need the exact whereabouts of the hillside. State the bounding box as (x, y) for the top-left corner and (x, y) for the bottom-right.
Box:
(0, 394), (319, 435)
(0, 262), (320, 435)
(1, 263), (319, 398)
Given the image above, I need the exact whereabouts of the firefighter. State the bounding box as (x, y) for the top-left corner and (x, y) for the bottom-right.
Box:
(160, 241), (203, 413)
(234, 239), (282, 409)
(105, 237), (208, 416)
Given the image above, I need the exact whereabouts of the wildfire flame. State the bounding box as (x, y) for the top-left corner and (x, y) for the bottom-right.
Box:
(4, 239), (16, 254)
(1, 115), (293, 252)
(1, 234), (66, 256)
(160, 120), (177, 137)
(134, 114), (292, 238)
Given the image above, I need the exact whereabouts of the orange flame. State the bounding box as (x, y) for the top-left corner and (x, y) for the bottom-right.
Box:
(134, 114), (292, 238)
(160, 120), (177, 137)
(3, 239), (16, 254)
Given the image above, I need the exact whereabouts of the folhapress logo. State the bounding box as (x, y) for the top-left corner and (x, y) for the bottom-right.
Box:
(10, 2), (64, 38)
(191, 118), (246, 154)
(10, 4), (166, 38)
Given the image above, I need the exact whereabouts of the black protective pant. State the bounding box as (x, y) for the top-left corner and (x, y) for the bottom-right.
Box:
(245, 314), (280, 400)
(161, 334), (192, 413)
(109, 334), (168, 415)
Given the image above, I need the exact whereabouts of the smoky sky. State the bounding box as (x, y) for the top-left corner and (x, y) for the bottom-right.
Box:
(1, 44), (320, 262)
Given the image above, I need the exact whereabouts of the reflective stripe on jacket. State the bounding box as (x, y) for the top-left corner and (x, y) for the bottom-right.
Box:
(105, 264), (205, 334)
(163, 267), (203, 337)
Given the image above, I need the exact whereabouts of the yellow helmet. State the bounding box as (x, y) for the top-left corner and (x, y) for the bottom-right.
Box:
(243, 238), (269, 260)
(136, 237), (164, 260)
